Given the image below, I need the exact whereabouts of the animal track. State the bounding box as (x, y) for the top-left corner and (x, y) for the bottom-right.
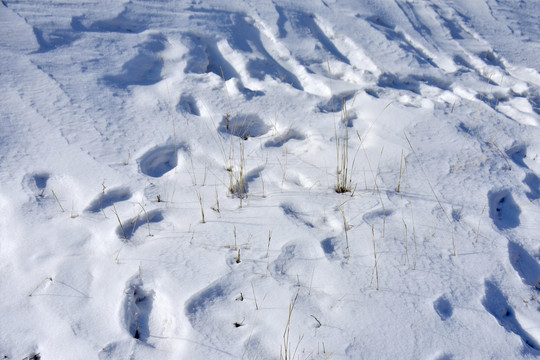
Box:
(226, 165), (264, 196)
(123, 280), (155, 341)
(456, 121), (478, 137)
(321, 211), (356, 260)
(524, 173), (540, 201)
(363, 209), (394, 225)
(272, 240), (326, 277)
(121, 274), (175, 345)
(320, 238), (336, 257)
(377, 73), (451, 95)
(230, 13), (304, 90)
(271, 243), (297, 275)
(186, 8), (303, 90)
(139, 144), (185, 178)
(488, 189), (520, 230)
(378, 73), (422, 94)
(76, 5), (148, 34)
(276, 8), (350, 66)
(433, 295), (453, 321)
(177, 94), (200, 116)
(117, 209), (163, 240)
(264, 129), (304, 148)
(507, 241), (540, 289)
(184, 278), (240, 345)
(318, 92), (356, 113)
(185, 281), (226, 321)
(506, 144), (528, 169)
(245, 165), (265, 186)
(32, 172), (49, 190)
(85, 187), (131, 213)
(104, 275), (173, 354)
(482, 280), (540, 352)
(451, 208), (462, 222)
(102, 34), (165, 87)
(431, 353), (454, 360)
(366, 15), (437, 69)
(22, 353), (41, 360)
(21, 172), (57, 214)
(431, 4), (466, 40)
(23, 172), (50, 196)
(181, 33), (239, 80)
(32, 24), (80, 53)
(478, 50), (505, 69)
(179, 33), (260, 100)
(280, 203), (314, 228)
(321, 236), (350, 260)
(530, 94), (540, 116)
(218, 113), (269, 139)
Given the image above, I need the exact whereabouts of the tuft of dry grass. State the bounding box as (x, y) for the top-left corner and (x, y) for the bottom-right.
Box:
(280, 289), (302, 360)
(335, 100), (352, 193)
(196, 191), (205, 224)
(228, 140), (248, 205)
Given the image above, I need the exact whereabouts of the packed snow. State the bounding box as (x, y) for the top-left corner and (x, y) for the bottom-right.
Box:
(1, 0), (540, 359)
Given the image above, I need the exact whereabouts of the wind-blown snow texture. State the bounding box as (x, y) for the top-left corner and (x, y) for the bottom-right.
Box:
(1, 0), (540, 359)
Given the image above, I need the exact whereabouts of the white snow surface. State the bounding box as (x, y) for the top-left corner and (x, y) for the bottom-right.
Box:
(1, 0), (540, 359)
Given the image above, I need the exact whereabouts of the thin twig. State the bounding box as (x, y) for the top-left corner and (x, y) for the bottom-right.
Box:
(310, 314), (322, 328)
(251, 282), (259, 310)
(29, 277), (53, 296)
(139, 203), (153, 236)
(113, 204), (128, 263)
(51, 189), (64, 212)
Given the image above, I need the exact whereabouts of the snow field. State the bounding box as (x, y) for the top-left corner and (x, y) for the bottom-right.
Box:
(1, 0), (540, 359)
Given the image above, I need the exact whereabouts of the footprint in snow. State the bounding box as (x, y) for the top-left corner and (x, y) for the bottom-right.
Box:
(433, 295), (453, 321)
(177, 94), (200, 116)
(218, 113), (270, 139)
(318, 91), (356, 113)
(506, 144), (528, 169)
(481, 280), (540, 352)
(85, 187), (132, 213)
(524, 173), (540, 201)
(122, 278), (155, 342)
(121, 275), (173, 343)
(488, 189), (520, 230)
(185, 281), (227, 323)
(507, 241), (540, 289)
(102, 34), (165, 88)
(116, 209), (163, 240)
(184, 277), (247, 341)
(264, 128), (305, 148)
(22, 172), (50, 198)
(138, 143), (187, 178)
(280, 203), (315, 228)
(321, 238), (336, 258)
(76, 6), (148, 34)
